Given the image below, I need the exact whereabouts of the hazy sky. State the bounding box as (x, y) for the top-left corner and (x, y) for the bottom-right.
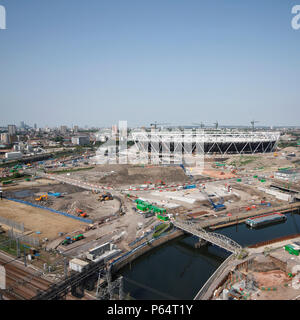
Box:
(0, 0), (299, 128)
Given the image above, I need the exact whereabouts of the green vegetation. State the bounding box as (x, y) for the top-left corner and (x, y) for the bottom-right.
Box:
(153, 223), (173, 238)
(236, 249), (248, 259)
(0, 234), (32, 256)
(0, 172), (30, 183)
(229, 156), (257, 168)
(278, 141), (298, 148)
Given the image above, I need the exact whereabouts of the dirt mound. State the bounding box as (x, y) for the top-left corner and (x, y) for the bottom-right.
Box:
(97, 165), (189, 186)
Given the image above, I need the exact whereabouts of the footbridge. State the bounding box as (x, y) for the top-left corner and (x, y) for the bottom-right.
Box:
(172, 219), (242, 254)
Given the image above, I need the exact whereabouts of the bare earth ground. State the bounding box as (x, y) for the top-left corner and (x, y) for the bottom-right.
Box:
(4, 183), (119, 221)
(201, 169), (236, 179)
(71, 164), (190, 186)
(252, 270), (290, 287)
(2, 178), (59, 190)
(0, 199), (85, 240)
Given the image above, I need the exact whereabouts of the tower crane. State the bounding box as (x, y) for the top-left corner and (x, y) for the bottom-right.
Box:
(251, 120), (259, 131)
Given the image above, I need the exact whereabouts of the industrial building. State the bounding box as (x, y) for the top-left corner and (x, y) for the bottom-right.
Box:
(71, 136), (90, 146)
(5, 151), (23, 160)
(274, 169), (300, 182)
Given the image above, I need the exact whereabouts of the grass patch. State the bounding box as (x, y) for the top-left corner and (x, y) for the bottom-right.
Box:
(229, 156), (257, 168)
(153, 223), (173, 238)
(0, 234), (33, 256)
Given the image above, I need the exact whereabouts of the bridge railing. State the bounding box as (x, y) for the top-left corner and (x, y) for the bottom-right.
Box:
(173, 219), (242, 254)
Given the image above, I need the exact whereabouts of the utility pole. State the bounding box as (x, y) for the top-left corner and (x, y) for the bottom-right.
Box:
(96, 269), (102, 298)
(16, 238), (20, 258)
(119, 276), (124, 300)
(23, 248), (27, 267)
(106, 266), (113, 300)
(64, 257), (68, 279)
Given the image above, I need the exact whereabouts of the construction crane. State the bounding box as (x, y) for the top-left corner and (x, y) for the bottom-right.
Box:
(150, 122), (170, 130)
(251, 120), (259, 131)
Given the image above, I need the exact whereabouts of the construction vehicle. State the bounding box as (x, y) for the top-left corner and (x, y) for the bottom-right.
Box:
(61, 237), (73, 246)
(35, 195), (48, 201)
(98, 192), (113, 202)
(155, 180), (166, 186)
(208, 197), (226, 212)
(76, 209), (88, 218)
(71, 234), (84, 242)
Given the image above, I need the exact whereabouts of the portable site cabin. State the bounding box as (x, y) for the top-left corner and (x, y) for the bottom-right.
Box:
(284, 244), (299, 256)
(137, 204), (148, 212)
(151, 206), (166, 214)
(135, 199), (144, 205)
(157, 214), (169, 221)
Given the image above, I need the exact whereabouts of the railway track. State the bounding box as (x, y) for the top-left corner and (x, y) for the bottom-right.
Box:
(0, 255), (51, 300)
(0, 255), (95, 300)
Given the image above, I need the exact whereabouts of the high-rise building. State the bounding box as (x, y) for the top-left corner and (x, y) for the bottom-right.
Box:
(60, 125), (68, 134)
(0, 133), (10, 144)
(73, 125), (79, 133)
(112, 125), (118, 136)
(8, 125), (16, 135)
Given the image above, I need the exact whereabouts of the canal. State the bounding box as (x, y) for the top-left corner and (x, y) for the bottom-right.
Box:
(119, 211), (300, 300)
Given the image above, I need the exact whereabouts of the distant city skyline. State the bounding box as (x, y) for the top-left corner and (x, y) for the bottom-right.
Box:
(0, 0), (299, 128)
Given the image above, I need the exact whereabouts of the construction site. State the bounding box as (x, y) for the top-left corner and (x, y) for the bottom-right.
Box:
(1, 135), (300, 300)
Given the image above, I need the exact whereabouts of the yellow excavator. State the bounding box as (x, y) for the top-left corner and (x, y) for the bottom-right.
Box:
(35, 195), (48, 201)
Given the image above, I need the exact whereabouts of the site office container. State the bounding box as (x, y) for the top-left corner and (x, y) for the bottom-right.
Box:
(137, 204), (148, 212)
(183, 184), (196, 190)
(151, 206), (166, 214)
(135, 199), (144, 205)
(157, 214), (169, 221)
(285, 244), (299, 256)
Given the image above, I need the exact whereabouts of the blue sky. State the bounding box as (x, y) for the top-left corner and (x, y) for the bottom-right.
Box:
(0, 0), (299, 128)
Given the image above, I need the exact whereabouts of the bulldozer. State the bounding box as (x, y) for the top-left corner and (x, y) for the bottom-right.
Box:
(98, 192), (113, 202)
(35, 195), (48, 201)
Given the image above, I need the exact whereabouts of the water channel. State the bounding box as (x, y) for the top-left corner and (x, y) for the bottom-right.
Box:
(119, 211), (300, 300)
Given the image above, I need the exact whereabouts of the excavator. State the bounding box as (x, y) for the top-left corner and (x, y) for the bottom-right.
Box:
(76, 209), (88, 218)
(98, 192), (113, 202)
(35, 195), (48, 201)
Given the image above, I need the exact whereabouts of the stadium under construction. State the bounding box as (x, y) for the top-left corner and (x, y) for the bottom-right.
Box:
(131, 129), (281, 156)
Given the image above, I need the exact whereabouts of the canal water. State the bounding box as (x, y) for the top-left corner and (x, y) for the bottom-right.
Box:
(119, 211), (300, 300)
